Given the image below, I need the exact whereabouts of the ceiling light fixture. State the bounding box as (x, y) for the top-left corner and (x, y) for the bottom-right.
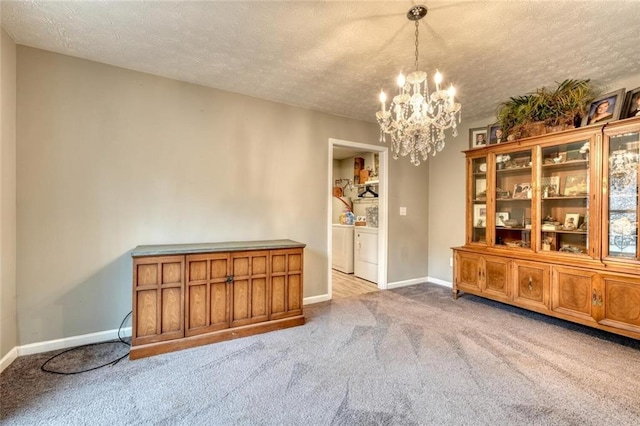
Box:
(376, 5), (462, 166)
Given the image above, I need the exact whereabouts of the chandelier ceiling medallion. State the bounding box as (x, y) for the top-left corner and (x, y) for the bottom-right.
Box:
(376, 5), (462, 166)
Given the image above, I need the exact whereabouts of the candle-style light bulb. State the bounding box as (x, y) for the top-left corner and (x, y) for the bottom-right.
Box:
(379, 90), (387, 112)
(397, 73), (406, 89)
(448, 84), (456, 105)
(434, 70), (442, 91)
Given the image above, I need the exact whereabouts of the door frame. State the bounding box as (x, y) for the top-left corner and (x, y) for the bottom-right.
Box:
(328, 138), (388, 296)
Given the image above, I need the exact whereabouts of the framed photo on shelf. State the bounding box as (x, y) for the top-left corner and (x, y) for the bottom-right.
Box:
(475, 178), (487, 197)
(564, 174), (588, 196)
(513, 182), (531, 199)
(487, 123), (505, 145)
(622, 86), (640, 119)
(496, 212), (510, 227)
(541, 176), (560, 197)
(469, 127), (488, 149)
(474, 204), (486, 228)
(582, 89), (626, 127)
(564, 213), (580, 229)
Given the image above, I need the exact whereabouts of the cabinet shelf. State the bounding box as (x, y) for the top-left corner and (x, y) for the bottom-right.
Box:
(496, 167), (531, 174)
(541, 229), (588, 235)
(542, 196), (588, 201)
(541, 159), (588, 169)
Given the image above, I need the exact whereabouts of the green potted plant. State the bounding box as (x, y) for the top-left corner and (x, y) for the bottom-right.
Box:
(497, 79), (596, 140)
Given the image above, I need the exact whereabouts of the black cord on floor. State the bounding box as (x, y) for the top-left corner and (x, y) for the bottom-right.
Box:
(41, 311), (132, 375)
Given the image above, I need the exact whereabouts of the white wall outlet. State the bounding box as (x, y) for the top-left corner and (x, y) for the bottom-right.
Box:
(449, 257), (453, 267)
(400, 207), (407, 216)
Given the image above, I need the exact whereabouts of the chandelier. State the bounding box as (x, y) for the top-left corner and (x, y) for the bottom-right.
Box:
(376, 5), (461, 166)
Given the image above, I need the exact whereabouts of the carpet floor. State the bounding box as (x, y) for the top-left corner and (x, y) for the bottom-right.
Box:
(2, 283), (640, 425)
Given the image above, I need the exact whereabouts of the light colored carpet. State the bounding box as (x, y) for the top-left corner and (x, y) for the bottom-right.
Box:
(2, 283), (640, 425)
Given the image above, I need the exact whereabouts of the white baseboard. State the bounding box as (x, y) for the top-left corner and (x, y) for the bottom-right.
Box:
(387, 276), (429, 289)
(427, 277), (453, 288)
(17, 327), (132, 357)
(304, 294), (331, 305)
(0, 347), (18, 373)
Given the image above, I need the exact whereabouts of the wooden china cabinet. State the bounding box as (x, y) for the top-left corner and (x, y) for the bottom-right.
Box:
(453, 116), (640, 340)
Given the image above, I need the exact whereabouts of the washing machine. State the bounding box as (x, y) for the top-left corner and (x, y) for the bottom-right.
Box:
(332, 224), (354, 273)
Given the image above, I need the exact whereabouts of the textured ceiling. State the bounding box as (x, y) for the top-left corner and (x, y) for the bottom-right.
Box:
(2, 1), (640, 124)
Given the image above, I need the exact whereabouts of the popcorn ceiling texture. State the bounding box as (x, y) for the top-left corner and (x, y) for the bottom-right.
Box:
(2, 1), (639, 123)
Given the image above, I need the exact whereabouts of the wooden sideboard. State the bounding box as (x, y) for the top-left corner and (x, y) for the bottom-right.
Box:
(131, 240), (305, 359)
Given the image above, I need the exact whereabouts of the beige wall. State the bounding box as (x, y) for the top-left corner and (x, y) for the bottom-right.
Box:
(388, 157), (429, 282)
(1, 29), (17, 358)
(15, 47), (431, 345)
(427, 74), (640, 285)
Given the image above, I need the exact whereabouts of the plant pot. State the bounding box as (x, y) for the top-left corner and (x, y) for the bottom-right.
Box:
(521, 121), (546, 138)
(545, 123), (575, 134)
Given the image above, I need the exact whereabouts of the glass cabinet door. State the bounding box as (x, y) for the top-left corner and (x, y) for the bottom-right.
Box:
(605, 131), (639, 260)
(494, 149), (532, 249)
(539, 140), (591, 255)
(471, 157), (487, 244)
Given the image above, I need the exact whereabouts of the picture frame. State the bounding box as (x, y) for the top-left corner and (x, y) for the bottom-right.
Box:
(541, 176), (560, 197)
(513, 182), (531, 199)
(475, 178), (487, 198)
(496, 212), (510, 227)
(582, 88), (626, 127)
(469, 127), (488, 149)
(474, 204), (486, 228)
(564, 174), (588, 196)
(564, 213), (580, 229)
(622, 86), (640, 119)
(487, 123), (505, 145)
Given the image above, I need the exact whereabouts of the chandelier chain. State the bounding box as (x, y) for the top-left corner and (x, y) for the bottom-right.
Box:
(414, 21), (419, 71)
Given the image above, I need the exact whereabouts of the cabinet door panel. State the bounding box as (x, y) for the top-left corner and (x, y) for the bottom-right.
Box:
(455, 252), (481, 292)
(162, 288), (182, 333)
(252, 278), (268, 317)
(185, 253), (231, 336)
(483, 256), (510, 301)
(188, 284), (207, 329)
(232, 279), (250, 322)
(599, 275), (640, 334)
(551, 267), (598, 324)
(272, 276), (286, 314)
(288, 274), (302, 311)
(132, 255), (185, 345)
(513, 261), (550, 311)
(231, 251), (270, 327)
(210, 282), (229, 326)
(136, 289), (157, 338)
(270, 249), (304, 320)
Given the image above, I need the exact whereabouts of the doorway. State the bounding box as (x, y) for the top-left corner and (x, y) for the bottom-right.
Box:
(327, 138), (388, 299)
